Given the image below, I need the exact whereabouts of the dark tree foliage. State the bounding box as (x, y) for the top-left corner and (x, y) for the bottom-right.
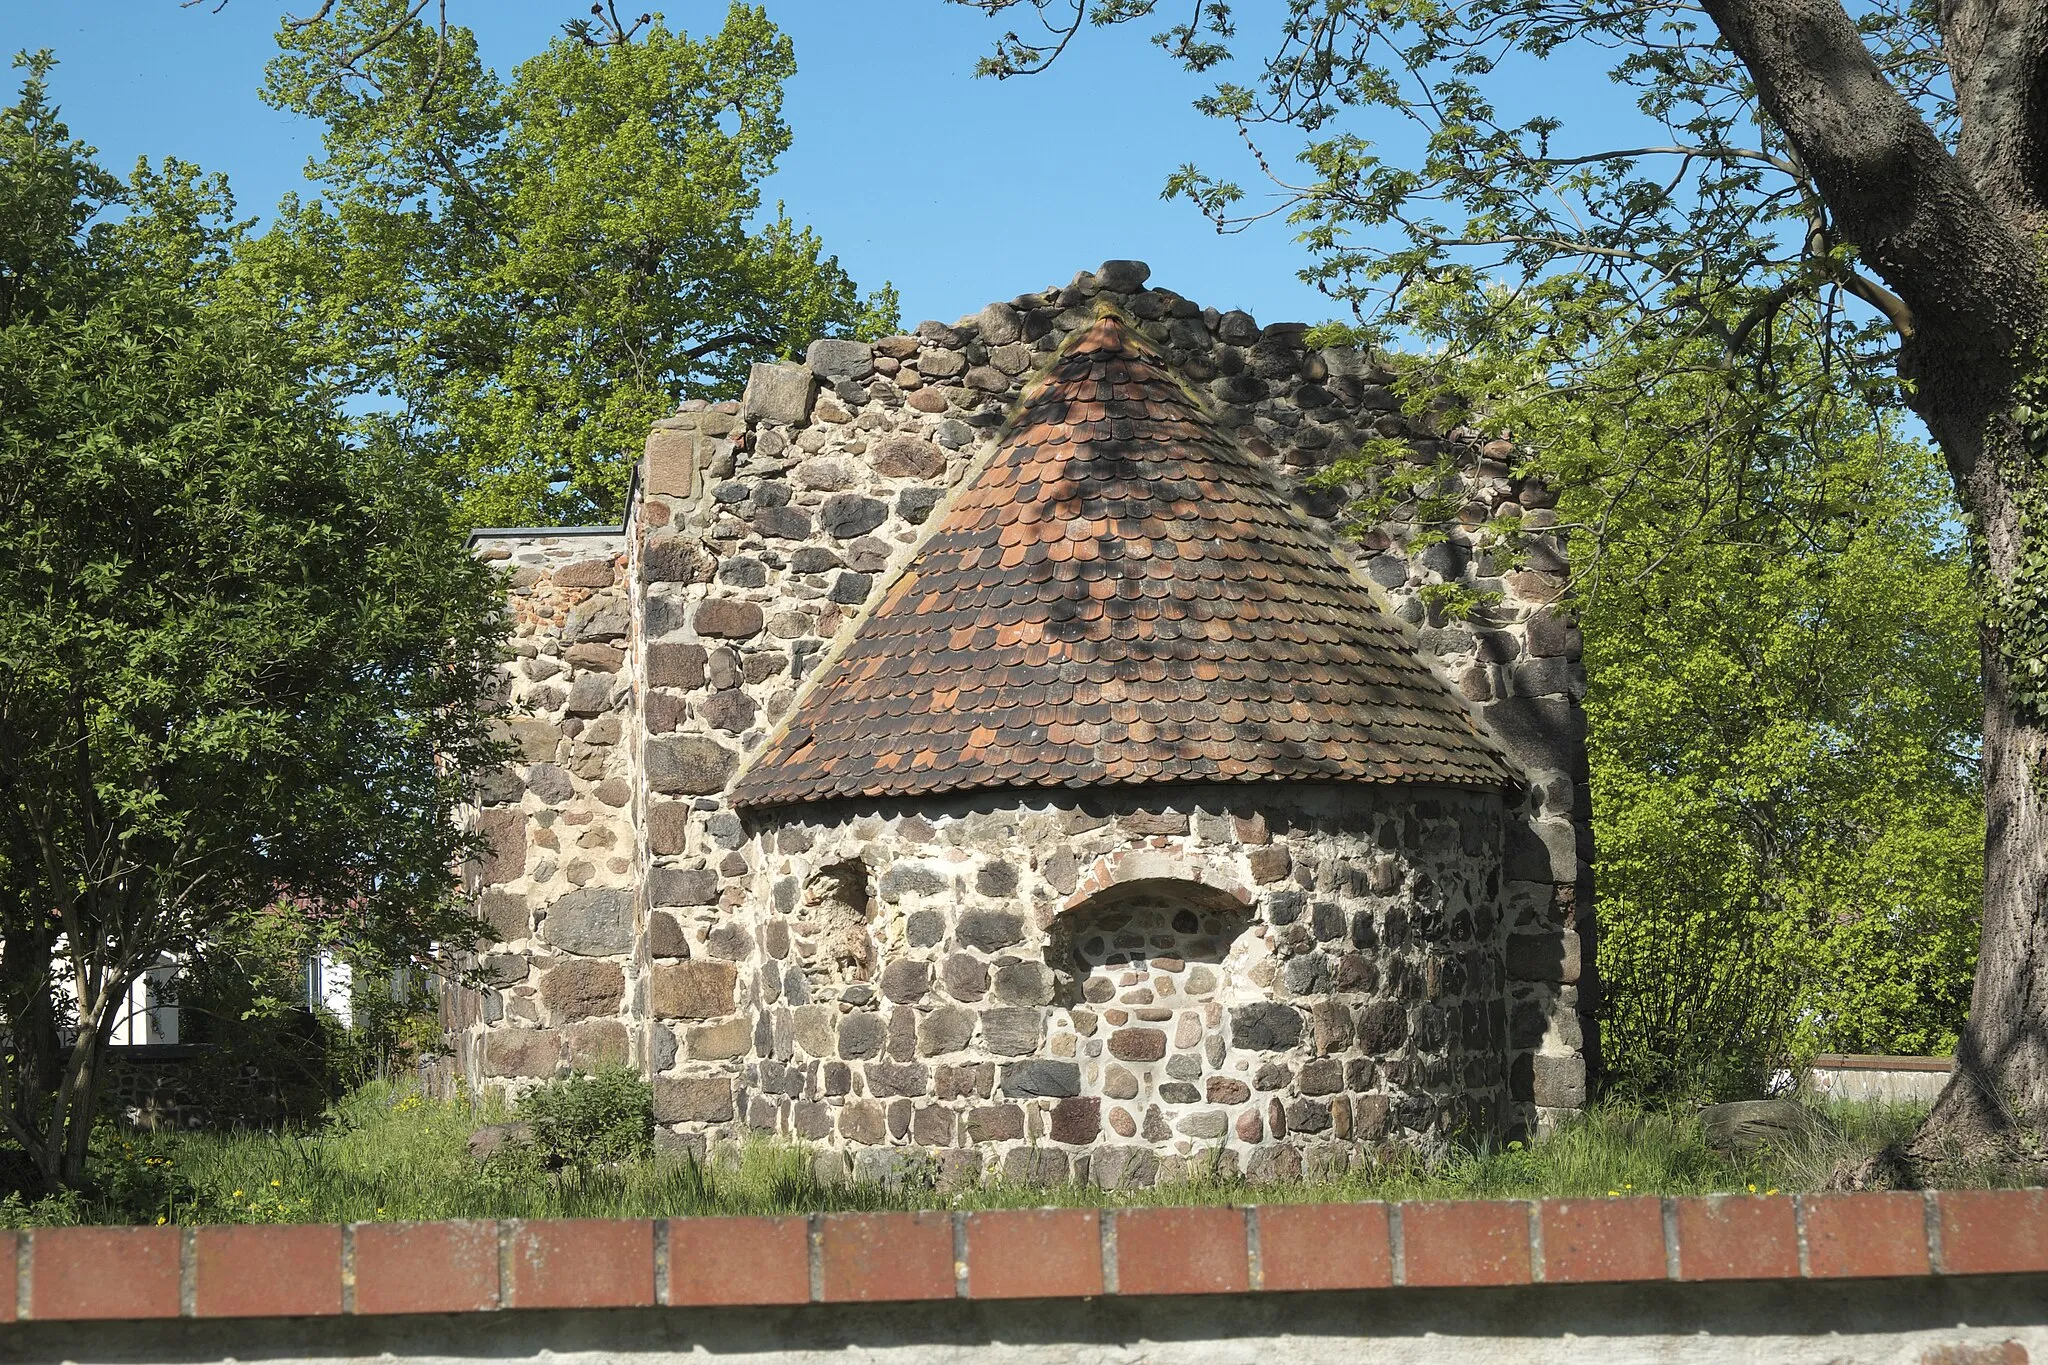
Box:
(0, 55), (505, 1191)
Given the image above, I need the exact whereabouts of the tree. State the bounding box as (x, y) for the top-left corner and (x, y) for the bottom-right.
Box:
(954, 0), (2045, 1159)
(251, 1), (898, 527)
(1317, 282), (1982, 1100)
(1567, 345), (1980, 1099)
(1590, 428), (1981, 1097)
(0, 54), (505, 1191)
(167, 899), (445, 1123)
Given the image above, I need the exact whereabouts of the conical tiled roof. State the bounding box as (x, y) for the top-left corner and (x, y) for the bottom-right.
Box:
(728, 313), (1513, 809)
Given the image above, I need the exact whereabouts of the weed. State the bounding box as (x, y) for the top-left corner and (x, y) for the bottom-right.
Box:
(2, 1086), (2030, 1227)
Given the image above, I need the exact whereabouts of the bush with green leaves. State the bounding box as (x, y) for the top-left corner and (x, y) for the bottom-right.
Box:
(501, 1067), (654, 1177)
(161, 905), (446, 1127)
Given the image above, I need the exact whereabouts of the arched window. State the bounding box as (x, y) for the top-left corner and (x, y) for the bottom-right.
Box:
(1059, 879), (1255, 1011)
(1052, 873), (1260, 1118)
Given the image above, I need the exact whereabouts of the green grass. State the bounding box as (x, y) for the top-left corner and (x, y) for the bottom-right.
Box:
(9, 1081), (2020, 1227)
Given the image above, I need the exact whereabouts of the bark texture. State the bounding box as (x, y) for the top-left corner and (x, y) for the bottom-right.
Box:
(1701, 0), (2048, 1149)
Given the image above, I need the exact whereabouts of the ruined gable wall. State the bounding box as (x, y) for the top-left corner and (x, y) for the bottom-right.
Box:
(440, 529), (649, 1094)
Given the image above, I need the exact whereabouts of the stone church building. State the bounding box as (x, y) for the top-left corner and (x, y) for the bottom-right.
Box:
(444, 262), (1593, 1185)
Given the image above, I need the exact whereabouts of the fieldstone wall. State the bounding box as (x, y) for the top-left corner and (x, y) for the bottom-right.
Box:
(103, 1046), (282, 1131)
(670, 783), (1506, 1186)
(1341, 395), (1594, 1129)
(445, 261), (1593, 1161)
(441, 531), (649, 1092)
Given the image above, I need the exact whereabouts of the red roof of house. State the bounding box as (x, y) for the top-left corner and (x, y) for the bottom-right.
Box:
(729, 312), (1512, 809)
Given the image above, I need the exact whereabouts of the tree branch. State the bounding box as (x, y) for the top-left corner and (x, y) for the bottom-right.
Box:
(1698, 0), (2039, 463)
(1937, 0), (2048, 227)
(1835, 267), (1915, 340)
(1517, 144), (1803, 178)
(952, 0), (1086, 76)
(186, 0), (436, 72)
(681, 330), (778, 361)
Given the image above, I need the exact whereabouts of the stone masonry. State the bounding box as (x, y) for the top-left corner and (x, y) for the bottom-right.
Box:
(444, 262), (1594, 1183)
(726, 783), (1508, 1187)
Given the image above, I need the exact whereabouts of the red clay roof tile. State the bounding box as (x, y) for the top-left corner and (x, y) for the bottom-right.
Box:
(729, 312), (1512, 809)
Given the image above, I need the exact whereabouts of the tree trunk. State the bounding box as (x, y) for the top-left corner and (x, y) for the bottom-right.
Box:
(1700, 0), (2048, 1161)
(17, 968), (126, 1193)
(1916, 457), (2048, 1155)
(58, 1012), (110, 1188)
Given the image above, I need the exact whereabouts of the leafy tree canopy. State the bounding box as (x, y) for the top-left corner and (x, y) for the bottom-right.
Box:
(1569, 345), (1979, 1097)
(957, 0), (1927, 397)
(0, 53), (505, 1190)
(1315, 280), (1981, 1097)
(252, 1), (899, 527)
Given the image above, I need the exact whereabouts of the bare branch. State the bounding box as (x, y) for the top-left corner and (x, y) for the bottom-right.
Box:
(192, 1), (437, 76)
(1835, 267), (1916, 340)
(564, 1), (654, 48)
(952, 0), (1086, 76)
(1517, 144), (1802, 178)
(681, 331), (779, 362)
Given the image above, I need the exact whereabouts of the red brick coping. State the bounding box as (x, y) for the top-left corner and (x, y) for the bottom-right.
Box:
(4, 1190), (2044, 1321)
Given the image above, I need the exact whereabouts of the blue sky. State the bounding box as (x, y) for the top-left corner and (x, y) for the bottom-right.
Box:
(3, 1), (1631, 331)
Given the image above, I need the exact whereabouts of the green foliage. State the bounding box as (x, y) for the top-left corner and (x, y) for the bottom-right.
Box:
(335, 964), (446, 1086)
(0, 1126), (194, 1228)
(165, 904), (444, 1125)
(253, 1), (898, 526)
(504, 1066), (654, 1175)
(167, 907), (352, 1126)
(1537, 325), (1980, 1097)
(1297, 271), (1984, 1098)
(0, 54), (506, 1188)
(1415, 580), (1499, 622)
(1587, 435), (1983, 1094)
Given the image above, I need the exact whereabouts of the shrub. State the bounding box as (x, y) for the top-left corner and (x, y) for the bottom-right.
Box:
(510, 1067), (654, 1174)
(165, 909), (352, 1126)
(159, 907), (447, 1129)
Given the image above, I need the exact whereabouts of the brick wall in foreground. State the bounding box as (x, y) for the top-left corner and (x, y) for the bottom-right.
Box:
(2, 1188), (2045, 1321)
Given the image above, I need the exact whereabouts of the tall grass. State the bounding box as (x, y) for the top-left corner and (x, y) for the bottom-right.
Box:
(9, 1082), (2004, 1227)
